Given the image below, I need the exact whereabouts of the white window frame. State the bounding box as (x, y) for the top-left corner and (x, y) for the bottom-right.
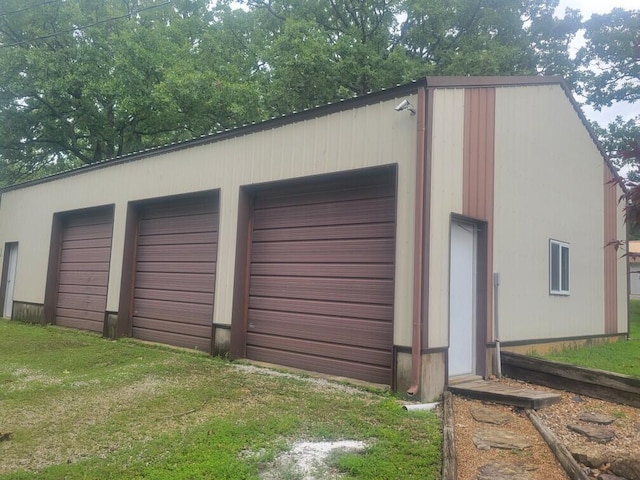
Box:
(549, 239), (570, 296)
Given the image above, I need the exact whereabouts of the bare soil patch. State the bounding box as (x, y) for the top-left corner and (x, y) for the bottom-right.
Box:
(259, 440), (368, 480)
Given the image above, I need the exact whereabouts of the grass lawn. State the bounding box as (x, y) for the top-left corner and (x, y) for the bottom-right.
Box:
(0, 320), (441, 480)
(542, 299), (640, 378)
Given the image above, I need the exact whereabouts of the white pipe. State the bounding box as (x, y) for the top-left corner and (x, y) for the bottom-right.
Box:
(403, 402), (439, 411)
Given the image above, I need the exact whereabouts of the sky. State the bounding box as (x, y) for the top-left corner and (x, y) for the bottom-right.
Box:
(556, 0), (638, 125)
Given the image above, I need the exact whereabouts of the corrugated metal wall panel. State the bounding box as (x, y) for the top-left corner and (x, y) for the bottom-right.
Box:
(247, 172), (396, 385)
(427, 88), (465, 348)
(493, 85), (607, 340)
(56, 209), (113, 332)
(132, 194), (218, 352)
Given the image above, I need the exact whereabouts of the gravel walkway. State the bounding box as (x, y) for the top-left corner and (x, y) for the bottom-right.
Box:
(452, 378), (640, 479)
(453, 394), (569, 479)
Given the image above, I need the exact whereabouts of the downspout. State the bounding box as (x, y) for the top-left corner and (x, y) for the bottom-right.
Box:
(407, 86), (427, 396)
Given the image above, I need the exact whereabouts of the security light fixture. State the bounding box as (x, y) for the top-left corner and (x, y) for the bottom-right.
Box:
(394, 99), (416, 115)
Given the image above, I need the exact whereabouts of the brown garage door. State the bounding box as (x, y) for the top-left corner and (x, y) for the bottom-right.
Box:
(132, 194), (218, 352)
(247, 172), (396, 384)
(56, 209), (113, 332)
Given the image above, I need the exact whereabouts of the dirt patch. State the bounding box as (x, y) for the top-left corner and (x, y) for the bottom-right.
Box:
(3, 367), (63, 391)
(232, 364), (381, 397)
(259, 440), (368, 480)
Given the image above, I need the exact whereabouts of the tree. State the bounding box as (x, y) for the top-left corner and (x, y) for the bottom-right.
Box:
(577, 8), (640, 108)
(577, 8), (640, 228)
(399, 0), (579, 78)
(0, 0), (264, 186)
(247, 0), (580, 112)
(577, 8), (639, 168)
(0, 0), (583, 185)
(592, 117), (639, 177)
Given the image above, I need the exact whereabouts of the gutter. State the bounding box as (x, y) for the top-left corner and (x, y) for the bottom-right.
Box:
(407, 86), (428, 396)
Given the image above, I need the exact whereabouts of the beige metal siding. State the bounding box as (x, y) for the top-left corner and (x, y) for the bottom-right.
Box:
(493, 84), (607, 341)
(0, 96), (418, 346)
(427, 88), (465, 348)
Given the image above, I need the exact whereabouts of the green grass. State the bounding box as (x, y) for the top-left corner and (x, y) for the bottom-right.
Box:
(0, 320), (441, 479)
(542, 299), (640, 378)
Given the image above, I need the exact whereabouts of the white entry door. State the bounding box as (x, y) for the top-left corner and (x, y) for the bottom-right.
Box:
(3, 243), (18, 318)
(449, 221), (477, 377)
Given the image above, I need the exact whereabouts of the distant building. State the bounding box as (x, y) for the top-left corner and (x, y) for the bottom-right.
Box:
(629, 241), (640, 300)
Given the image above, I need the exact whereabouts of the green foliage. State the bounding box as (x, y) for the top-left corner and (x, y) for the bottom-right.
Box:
(0, 0), (585, 186)
(578, 8), (640, 109)
(330, 399), (442, 479)
(400, 0), (579, 78)
(591, 117), (639, 178)
(0, 0), (263, 186)
(0, 319), (441, 479)
(577, 7), (639, 191)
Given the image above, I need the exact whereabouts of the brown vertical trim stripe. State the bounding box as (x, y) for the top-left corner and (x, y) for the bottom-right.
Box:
(462, 88), (496, 342)
(44, 214), (64, 325)
(230, 187), (253, 359)
(603, 166), (618, 334)
(117, 203), (140, 337)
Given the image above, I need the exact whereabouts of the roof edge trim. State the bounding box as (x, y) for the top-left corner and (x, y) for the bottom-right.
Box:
(425, 75), (565, 88)
(424, 75), (622, 187)
(1, 80), (425, 193)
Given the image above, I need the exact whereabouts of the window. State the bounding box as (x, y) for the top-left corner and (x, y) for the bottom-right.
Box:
(550, 240), (569, 295)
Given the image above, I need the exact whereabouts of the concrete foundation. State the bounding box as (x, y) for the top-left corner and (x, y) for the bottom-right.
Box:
(500, 335), (627, 357)
(105, 312), (118, 339)
(396, 350), (447, 402)
(12, 301), (45, 324)
(213, 325), (231, 357)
